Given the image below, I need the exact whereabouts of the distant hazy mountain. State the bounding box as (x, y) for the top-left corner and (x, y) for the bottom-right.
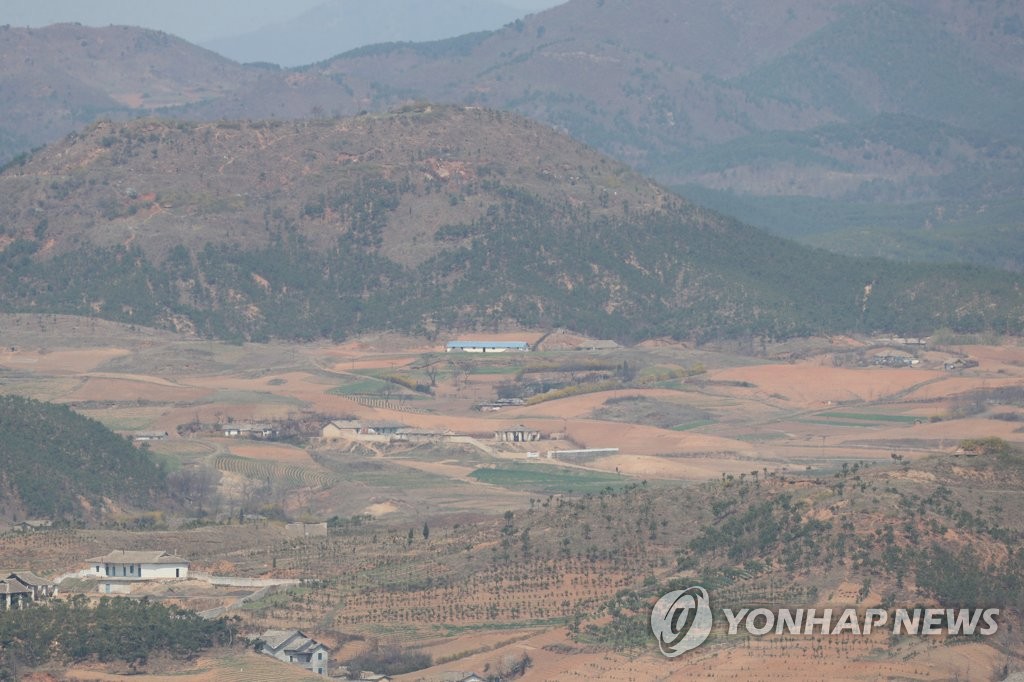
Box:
(202, 0), (530, 67)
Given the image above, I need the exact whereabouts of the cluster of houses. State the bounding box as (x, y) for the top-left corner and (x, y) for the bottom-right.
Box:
(4, 547), (494, 681)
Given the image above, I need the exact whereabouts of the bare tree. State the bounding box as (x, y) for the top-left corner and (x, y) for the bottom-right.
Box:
(168, 464), (222, 515)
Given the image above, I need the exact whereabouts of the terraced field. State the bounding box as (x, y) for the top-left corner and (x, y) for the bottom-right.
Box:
(212, 454), (339, 488)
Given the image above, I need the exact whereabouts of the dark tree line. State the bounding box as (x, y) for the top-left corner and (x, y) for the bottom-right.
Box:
(0, 595), (239, 678)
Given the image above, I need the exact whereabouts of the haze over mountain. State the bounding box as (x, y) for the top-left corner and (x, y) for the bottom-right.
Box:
(305, 0), (1024, 268)
(0, 0), (324, 44)
(201, 0), (554, 67)
(1, 0), (1021, 270)
(0, 0), (565, 64)
(1, 106), (1020, 343)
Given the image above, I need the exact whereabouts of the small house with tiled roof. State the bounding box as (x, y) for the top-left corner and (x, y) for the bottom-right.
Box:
(258, 629), (330, 676)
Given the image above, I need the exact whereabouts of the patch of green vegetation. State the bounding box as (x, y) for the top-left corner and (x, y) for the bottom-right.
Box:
(241, 585), (311, 611)
(734, 432), (790, 441)
(329, 377), (393, 395)
(591, 395), (712, 429)
(469, 365), (522, 375)
(209, 389), (306, 406)
(799, 419), (883, 428)
(671, 419), (714, 431)
(824, 412), (919, 423)
(469, 463), (627, 494)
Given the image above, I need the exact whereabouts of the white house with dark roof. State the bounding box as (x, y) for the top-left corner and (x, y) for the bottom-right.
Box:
(87, 550), (189, 582)
(258, 629), (330, 676)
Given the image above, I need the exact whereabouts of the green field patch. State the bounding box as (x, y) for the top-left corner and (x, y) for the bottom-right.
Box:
(671, 419), (714, 431)
(822, 412), (919, 423)
(314, 455), (461, 490)
(329, 377), (392, 394)
(469, 364), (522, 375)
(734, 432), (790, 442)
(209, 389), (306, 407)
(469, 462), (627, 494)
(799, 419), (884, 428)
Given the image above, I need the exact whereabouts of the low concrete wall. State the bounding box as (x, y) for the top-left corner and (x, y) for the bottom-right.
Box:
(190, 573), (301, 588)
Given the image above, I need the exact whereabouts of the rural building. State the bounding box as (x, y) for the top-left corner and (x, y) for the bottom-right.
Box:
(87, 550), (189, 591)
(131, 431), (168, 442)
(392, 427), (450, 443)
(0, 579), (32, 610)
(14, 519), (52, 532)
(4, 571), (57, 601)
(446, 340), (529, 353)
(0, 571), (57, 609)
(944, 358), (979, 371)
(284, 522), (328, 538)
(872, 351), (918, 367)
(495, 425), (541, 442)
(258, 629), (330, 676)
(223, 422), (278, 439)
(321, 419), (363, 440)
(363, 421), (406, 436)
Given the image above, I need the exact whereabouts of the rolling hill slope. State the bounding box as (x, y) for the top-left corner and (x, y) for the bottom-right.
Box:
(0, 106), (1020, 343)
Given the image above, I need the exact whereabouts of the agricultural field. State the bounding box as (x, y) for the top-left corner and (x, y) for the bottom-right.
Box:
(2, 314), (1024, 679)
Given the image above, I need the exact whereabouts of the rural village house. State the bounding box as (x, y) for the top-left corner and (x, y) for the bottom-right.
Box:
(0, 571), (57, 610)
(321, 419), (363, 440)
(223, 422), (278, 439)
(320, 419), (408, 440)
(258, 629), (330, 676)
(87, 550), (189, 593)
(495, 425), (541, 442)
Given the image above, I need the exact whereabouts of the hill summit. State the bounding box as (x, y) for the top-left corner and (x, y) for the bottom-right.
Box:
(0, 105), (1020, 342)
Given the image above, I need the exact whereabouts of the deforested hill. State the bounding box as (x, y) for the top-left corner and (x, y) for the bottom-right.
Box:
(0, 395), (166, 520)
(0, 105), (1021, 343)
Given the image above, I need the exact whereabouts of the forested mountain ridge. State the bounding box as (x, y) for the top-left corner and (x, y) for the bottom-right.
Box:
(0, 106), (1020, 343)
